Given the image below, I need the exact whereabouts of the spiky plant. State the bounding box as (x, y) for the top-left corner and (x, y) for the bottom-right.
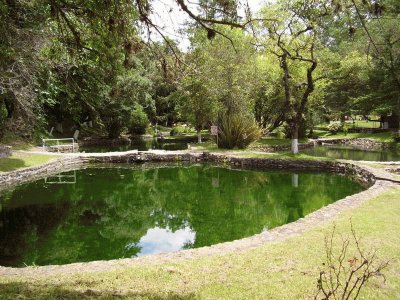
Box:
(217, 114), (262, 149)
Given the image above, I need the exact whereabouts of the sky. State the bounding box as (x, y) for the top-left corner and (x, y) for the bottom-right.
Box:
(147, 0), (267, 50)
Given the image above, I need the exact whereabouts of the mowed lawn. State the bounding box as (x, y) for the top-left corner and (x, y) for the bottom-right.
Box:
(0, 152), (57, 172)
(0, 187), (399, 299)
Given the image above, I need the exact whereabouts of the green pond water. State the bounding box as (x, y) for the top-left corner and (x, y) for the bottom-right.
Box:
(301, 144), (400, 161)
(0, 164), (364, 267)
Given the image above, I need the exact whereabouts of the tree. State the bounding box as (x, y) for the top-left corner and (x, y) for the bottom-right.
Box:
(257, 1), (324, 153)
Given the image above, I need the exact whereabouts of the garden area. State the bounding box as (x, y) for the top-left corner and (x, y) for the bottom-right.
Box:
(1, 0), (400, 299)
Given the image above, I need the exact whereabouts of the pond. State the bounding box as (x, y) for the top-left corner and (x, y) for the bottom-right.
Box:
(301, 144), (400, 161)
(0, 164), (364, 267)
(79, 137), (190, 153)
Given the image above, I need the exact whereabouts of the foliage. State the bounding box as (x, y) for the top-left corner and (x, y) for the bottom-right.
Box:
(217, 114), (262, 149)
(170, 125), (193, 136)
(327, 122), (343, 134)
(128, 104), (149, 135)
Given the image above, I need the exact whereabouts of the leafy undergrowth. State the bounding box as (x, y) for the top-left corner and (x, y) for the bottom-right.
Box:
(1, 188), (399, 299)
(0, 152), (57, 172)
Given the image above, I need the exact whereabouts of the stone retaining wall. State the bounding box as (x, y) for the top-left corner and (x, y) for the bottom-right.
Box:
(0, 150), (384, 276)
(84, 151), (375, 187)
(0, 146), (12, 158)
(252, 137), (392, 153)
(0, 151), (376, 190)
(250, 141), (317, 152)
(317, 138), (389, 150)
(79, 137), (131, 147)
(0, 156), (86, 191)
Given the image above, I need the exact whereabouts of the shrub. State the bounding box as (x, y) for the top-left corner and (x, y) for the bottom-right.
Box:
(315, 221), (389, 299)
(327, 121), (343, 134)
(170, 126), (186, 136)
(99, 101), (130, 138)
(128, 104), (149, 135)
(170, 124), (194, 136)
(391, 132), (400, 143)
(217, 115), (262, 149)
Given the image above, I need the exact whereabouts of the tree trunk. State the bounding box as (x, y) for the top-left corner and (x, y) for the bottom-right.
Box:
(291, 124), (299, 154)
(197, 130), (202, 143)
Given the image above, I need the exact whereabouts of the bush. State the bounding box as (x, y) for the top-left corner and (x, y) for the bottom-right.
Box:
(327, 121), (343, 134)
(217, 115), (262, 149)
(170, 124), (193, 136)
(99, 101), (130, 139)
(128, 104), (149, 135)
(391, 132), (400, 142)
(170, 126), (186, 136)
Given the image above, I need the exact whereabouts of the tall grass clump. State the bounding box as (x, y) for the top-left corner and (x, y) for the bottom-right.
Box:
(217, 114), (262, 149)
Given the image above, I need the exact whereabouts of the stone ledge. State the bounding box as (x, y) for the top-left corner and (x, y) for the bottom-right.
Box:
(0, 150), (376, 191)
(0, 146), (12, 158)
(0, 150), (387, 276)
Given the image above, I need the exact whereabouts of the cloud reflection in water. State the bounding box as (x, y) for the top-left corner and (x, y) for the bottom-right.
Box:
(131, 226), (196, 256)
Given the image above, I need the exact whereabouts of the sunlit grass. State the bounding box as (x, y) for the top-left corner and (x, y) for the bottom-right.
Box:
(314, 130), (395, 143)
(0, 152), (57, 172)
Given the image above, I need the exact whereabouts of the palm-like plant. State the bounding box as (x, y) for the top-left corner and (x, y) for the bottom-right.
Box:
(218, 114), (262, 149)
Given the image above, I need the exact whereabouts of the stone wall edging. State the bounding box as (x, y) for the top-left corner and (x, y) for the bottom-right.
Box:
(0, 156), (86, 191)
(0, 151), (376, 191)
(252, 137), (392, 153)
(0, 146), (12, 159)
(0, 150), (386, 276)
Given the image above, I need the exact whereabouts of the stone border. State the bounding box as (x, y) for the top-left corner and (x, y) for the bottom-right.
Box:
(252, 137), (393, 152)
(317, 138), (391, 150)
(0, 150), (394, 276)
(0, 146), (12, 158)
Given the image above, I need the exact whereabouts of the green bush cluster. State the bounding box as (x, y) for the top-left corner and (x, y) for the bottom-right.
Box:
(327, 121), (343, 134)
(217, 115), (262, 149)
(128, 104), (149, 135)
(170, 125), (193, 136)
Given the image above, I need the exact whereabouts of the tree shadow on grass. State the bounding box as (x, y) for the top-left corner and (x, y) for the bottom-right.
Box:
(0, 158), (26, 172)
(0, 282), (199, 300)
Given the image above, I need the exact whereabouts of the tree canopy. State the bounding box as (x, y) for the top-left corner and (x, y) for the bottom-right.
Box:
(0, 0), (399, 149)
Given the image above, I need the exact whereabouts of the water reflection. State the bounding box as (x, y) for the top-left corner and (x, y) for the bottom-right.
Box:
(0, 165), (364, 267)
(44, 170), (76, 184)
(302, 145), (400, 161)
(130, 226), (196, 256)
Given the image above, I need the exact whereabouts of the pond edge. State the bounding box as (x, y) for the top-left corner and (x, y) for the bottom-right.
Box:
(0, 150), (395, 276)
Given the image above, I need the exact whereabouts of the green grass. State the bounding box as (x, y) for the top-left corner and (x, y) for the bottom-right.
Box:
(1, 186), (398, 299)
(254, 137), (309, 146)
(0, 152), (57, 172)
(235, 151), (334, 161)
(192, 138), (309, 152)
(0, 135), (35, 150)
(318, 120), (381, 129)
(314, 130), (395, 143)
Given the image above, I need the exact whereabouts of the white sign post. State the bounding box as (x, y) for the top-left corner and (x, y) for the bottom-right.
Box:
(210, 126), (218, 146)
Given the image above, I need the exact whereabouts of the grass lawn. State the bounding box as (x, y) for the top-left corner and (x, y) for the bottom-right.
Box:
(254, 137), (309, 146)
(318, 120), (381, 129)
(0, 152), (57, 172)
(314, 130), (396, 143)
(1, 187), (398, 299)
